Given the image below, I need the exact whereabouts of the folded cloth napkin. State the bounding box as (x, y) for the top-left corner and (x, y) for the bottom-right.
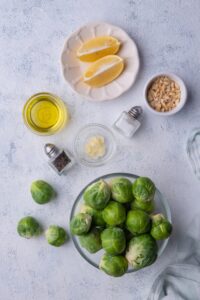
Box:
(148, 215), (200, 300)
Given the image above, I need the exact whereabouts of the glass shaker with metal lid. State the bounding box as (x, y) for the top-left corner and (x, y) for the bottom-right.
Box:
(44, 143), (74, 175)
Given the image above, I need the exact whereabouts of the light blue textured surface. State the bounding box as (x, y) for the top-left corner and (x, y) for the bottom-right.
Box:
(1, 1), (200, 299)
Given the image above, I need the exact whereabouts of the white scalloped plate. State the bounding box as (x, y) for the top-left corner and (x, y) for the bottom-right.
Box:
(61, 22), (140, 101)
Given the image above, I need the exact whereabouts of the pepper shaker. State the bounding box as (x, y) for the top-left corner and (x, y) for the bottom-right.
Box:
(44, 143), (74, 175)
(113, 106), (143, 138)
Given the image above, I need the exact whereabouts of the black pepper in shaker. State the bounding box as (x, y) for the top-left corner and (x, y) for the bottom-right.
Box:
(44, 144), (74, 175)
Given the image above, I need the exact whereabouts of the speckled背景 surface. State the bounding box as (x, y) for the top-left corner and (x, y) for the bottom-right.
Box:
(1, 1), (200, 300)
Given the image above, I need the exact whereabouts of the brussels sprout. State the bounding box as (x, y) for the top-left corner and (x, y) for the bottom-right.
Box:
(17, 216), (41, 239)
(70, 213), (92, 235)
(99, 253), (128, 277)
(101, 227), (126, 255)
(110, 178), (133, 203)
(150, 214), (172, 240)
(79, 227), (102, 253)
(131, 198), (154, 214)
(132, 177), (155, 203)
(83, 180), (111, 210)
(126, 210), (151, 235)
(102, 201), (126, 226)
(45, 225), (67, 247)
(31, 180), (55, 204)
(80, 204), (105, 227)
(126, 234), (158, 270)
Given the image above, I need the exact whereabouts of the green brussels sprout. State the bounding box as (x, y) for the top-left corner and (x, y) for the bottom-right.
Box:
(99, 253), (128, 277)
(126, 234), (158, 270)
(79, 227), (102, 253)
(150, 214), (172, 240)
(80, 204), (105, 227)
(70, 213), (92, 235)
(132, 177), (155, 203)
(31, 180), (55, 204)
(83, 180), (111, 210)
(110, 178), (133, 203)
(126, 209), (151, 235)
(45, 225), (67, 247)
(102, 201), (126, 226)
(131, 198), (154, 214)
(101, 227), (126, 255)
(17, 216), (41, 239)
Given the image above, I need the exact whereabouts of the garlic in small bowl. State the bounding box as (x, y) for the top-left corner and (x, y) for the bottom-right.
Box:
(85, 135), (106, 159)
(144, 73), (187, 116)
(74, 124), (116, 167)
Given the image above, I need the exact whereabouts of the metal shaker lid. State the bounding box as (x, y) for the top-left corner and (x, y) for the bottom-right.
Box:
(44, 143), (60, 159)
(128, 106), (143, 119)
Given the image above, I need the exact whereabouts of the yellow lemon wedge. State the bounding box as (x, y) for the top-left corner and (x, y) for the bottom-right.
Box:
(77, 36), (120, 62)
(83, 55), (124, 87)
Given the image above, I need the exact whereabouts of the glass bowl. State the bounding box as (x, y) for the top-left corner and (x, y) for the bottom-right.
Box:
(23, 92), (69, 135)
(70, 173), (172, 273)
(74, 124), (117, 167)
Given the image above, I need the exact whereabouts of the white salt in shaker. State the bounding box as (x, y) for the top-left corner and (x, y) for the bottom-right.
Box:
(113, 106), (143, 138)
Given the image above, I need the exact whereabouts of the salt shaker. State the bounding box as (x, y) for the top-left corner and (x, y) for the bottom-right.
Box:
(44, 143), (74, 175)
(113, 106), (143, 138)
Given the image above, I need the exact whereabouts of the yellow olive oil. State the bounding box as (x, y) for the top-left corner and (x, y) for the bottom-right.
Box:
(23, 93), (68, 135)
(30, 100), (59, 129)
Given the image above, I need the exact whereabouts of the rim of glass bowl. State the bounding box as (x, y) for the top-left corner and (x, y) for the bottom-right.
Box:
(73, 123), (117, 167)
(70, 172), (172, 273)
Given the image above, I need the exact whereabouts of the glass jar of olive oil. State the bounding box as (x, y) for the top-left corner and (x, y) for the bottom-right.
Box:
(23, 93), (69, 135)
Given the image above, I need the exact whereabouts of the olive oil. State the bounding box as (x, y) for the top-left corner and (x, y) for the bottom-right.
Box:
(23, 93), (68, 135)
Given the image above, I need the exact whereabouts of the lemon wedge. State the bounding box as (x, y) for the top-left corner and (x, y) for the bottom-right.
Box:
(83, 55), (124, 87)
(77, 36), (120, 62)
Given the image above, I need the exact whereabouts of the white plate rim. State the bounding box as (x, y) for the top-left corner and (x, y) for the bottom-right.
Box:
(60, 22), (140, 101)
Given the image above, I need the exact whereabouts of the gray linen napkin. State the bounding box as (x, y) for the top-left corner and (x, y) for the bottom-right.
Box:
(148, 215), (200, 300)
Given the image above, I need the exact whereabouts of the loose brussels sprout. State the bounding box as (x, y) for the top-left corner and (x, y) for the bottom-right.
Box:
(17, 216), (41, 239)
(101, 227), (126, 255)
(126, 210), (151, 235)
(80, 204), (105, 227)
(83, 180), (111, 210)
(131, 198), (154, 214)
(45, 225), (67, 247)
(70, 213), (92, 235)
(126, 234), (158, 270)
(99, 253), (128, 277)
(110, 178), (133, 203)
(150, 214), (172, 240)
(79, 227), (102, 253)
(102, 201), (126, 226)
(31, 180), (55, 204)
(132, 177), (155, 203)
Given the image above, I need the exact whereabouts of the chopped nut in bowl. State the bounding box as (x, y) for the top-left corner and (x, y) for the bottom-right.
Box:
(144, 73), (187, 116)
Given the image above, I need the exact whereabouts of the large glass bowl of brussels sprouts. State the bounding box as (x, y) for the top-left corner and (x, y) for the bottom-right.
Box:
(70, 173), (172, 277)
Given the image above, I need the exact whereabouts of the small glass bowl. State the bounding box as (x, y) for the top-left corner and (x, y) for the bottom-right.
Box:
(70, 173), (172, 273)
(23, 92), (68, 135)
(74, 124), (117, 167)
